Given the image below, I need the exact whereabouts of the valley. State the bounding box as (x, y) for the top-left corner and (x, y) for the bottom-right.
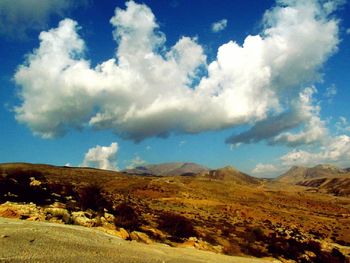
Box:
(0, 162), (349, 262)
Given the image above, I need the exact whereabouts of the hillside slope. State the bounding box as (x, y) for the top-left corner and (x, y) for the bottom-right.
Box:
(276, 164), (350, 197)
(276, 164), (347, 184)
(199, 166), (261, 185)
(123, 162), (209, 176)
(0, 162), (349, 262)
(0, 217), (275, 263)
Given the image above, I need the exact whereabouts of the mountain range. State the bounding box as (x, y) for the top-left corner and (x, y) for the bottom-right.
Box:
(122, 162), (209, 176)
(276, 164), (350, 196)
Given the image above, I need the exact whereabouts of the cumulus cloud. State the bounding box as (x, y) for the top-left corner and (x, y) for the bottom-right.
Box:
(324, 84), (337, 98)
(254, 133), (350, 176)
(126, 155), (147, 169)
(211, 19), (228, 33)
(81, 142), (119, 171)
(0, 0), (87, 39)
(280, 135), (350, 167)
(14, 0), (340, 144)
(323, 84), (337, 103)
(227, 87), (328, 147)
(335, 117), (350, 133)
(251, 163), (279, 178)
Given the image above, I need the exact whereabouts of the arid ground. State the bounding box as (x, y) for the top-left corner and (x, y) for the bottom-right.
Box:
(0, 163), (349, 262)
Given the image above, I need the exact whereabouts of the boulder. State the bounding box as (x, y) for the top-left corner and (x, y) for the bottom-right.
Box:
(45, 207), (70, 223)
(130, 231), (153, 244)
(29, 177), (42, 187)
(103, 212), (115, 223)
(118, 228), (130, 240)
(71, 211), (100, 227)
(139, 225), (167, 240)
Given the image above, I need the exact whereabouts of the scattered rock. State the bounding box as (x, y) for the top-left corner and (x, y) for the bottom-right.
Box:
(50, 202), (66, 209)
(178, 237), (222, 253)
(1, 234), (9, 238)
(29, 177), (41, 187)
(45, 208), (70, 224)
(139, 225), (167, 240)
(103, 212), (115, 223)
(116, 228), (130, 240)
(0, 202), (43, 220)
(0, 208), (20, 218)
(71, 211), (100, 227)
(130, 231), (153, 244)
(99, 228), (130, 240)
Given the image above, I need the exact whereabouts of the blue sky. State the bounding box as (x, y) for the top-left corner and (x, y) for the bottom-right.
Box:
(1, 0), (350, 177)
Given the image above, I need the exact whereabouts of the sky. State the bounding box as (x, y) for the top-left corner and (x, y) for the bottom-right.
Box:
(1, 0), (350, 177)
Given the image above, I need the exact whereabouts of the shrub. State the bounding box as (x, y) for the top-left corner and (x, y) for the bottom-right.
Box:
(157, 212), (197, 241)
(113, 202), (140, 231)
(76, 184), (111, 212)
(0, 170), (50, 205)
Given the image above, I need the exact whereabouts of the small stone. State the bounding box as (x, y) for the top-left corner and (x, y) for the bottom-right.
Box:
(1, 235), (9, 238)
(130, 231), (153, 244)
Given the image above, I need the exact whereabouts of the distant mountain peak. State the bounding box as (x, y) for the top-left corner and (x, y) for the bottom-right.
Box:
(276, 163), (347, 184)
(201, 166), (261, 185)
(313, 164), (343, 170)
(122, 162), (209, 176)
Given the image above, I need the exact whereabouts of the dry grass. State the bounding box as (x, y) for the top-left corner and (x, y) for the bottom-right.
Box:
(1, 162), (350, 261)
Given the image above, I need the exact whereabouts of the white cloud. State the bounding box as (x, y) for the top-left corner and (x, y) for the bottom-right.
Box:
(211, 19), (228, 33)
(251, 163), (280, 178)
(256, 134), (350, 175)
(271, 87), (328, 146)
(323, 84), (337, 103)
(227, 87), (328, 147)
(179, 140), (187, 147)
(324, 84), (337, 98)
(280, 135), (350, 167)
(126, 155), (147, 169)
(14, 0), (340, 145)
(81, 142), (119, 171)
(0, 0), (87, 39)
(322, 0), (346, 15)
(335, 117), (350, 133)
(346, 28), (350, 34)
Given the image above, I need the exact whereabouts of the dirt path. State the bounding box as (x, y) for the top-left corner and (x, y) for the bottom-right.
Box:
(0, 218), (279, 263)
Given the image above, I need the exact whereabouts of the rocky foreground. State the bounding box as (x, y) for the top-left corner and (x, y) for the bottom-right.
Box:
(0, 217), (278, 263)
(1, 163), (350, 262)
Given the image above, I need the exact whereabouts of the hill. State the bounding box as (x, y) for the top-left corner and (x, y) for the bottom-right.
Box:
(123, 162), (209, 176)
(0, 162), (349, 262)
(199, 166), (261, 185)
(1, 217), (273, 263)
(276, 164), (347, 184)
(276, 164), (350, 197)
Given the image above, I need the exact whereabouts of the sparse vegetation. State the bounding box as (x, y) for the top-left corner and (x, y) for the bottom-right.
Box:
(0, 163), (350, 262)
(113, 202), (141, 231)
(75, 184), (112, 213)
(157, 212), (197, 241)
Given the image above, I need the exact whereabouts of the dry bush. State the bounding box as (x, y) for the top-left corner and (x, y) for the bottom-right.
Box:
(267, 234), (347, 262)
(157, 212), (197, 242)
(76, 184), (112, 212)
(0, 169), (50, 205)
(113, 202), (141, 231)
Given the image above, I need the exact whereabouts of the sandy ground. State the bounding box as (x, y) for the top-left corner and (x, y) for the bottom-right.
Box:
(0, 217), (279, 263)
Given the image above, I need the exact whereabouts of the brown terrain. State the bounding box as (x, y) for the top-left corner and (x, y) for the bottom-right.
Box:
(123, 162), (209, 176)
(0, 162), (350, 262)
